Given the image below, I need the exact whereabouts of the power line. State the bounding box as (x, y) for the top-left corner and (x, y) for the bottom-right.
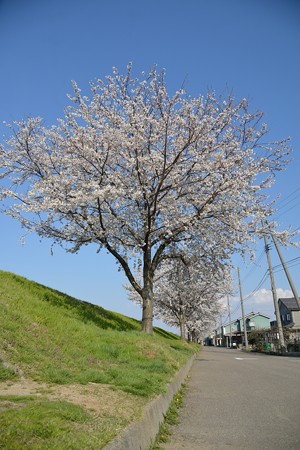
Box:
(229, 188), (300, 319)
(236, 256), (300, 315)
(273, 260), (300, 274)
(272, 256), (300, 271)
(274, 201), (300, 221)
(242, 258), (300, 300)
(230, 303), (240, 317)
(237, 269), (270, 304)
(273, 187), (300, 209)
(241, 249), (265, 284)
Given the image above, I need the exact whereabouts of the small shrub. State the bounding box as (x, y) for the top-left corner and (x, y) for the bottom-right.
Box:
(42, 367), (73, 384)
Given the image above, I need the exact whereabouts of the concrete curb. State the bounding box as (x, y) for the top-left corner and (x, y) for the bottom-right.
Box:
(103, 353), (196, 450)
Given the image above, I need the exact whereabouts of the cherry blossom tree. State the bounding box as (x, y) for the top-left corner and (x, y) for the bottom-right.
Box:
(138, 255), (229, 340)
(185, 301), (225, 343)
(0, 65), (291, 334)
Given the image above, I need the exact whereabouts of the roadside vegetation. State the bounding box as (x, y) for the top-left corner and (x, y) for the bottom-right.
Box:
(150, 383), (186, 449)
(0, 270), (197, 448)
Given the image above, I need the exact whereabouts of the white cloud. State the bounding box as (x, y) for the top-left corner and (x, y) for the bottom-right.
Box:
(251, 288), (292, 305)
(223, 288), (293, 322)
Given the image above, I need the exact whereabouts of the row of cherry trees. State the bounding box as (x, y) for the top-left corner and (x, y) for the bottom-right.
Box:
(126, 252), (230, 340)
(0, 65), (292, 334)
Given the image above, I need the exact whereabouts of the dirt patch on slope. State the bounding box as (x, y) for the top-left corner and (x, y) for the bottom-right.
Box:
(0, 378), (146, 421)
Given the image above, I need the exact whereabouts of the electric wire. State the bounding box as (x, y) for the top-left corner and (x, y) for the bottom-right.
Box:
(277, 188), (300, 210)
(273, 188), (300, 209)
(274, 201), (300, 221)
(240, 249), (265, 284)
(225, 188), (300, 327)
(233, 186), (299, 297)
(272, 256), (300, 271)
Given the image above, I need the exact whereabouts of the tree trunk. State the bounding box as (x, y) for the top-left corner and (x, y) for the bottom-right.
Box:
(141, 248), (154, 334)
(141, 292), (154, 334)
(179, 317), (186, 341)
(141, 271), (154, 334)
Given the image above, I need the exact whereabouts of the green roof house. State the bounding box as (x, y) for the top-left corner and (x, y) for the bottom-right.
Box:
(222, 312), (270, 347)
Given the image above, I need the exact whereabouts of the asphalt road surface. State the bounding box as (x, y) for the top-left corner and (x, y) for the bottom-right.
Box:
(162, 347), (300, 450)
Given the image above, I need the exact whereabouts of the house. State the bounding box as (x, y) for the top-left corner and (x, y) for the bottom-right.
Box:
(278, 297), (300, 328)
(217, 312), (271, 347)
(265, 298), (300, 352)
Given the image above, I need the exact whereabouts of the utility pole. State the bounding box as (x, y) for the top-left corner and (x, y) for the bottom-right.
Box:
(227, 295), (232, 348)
(220, 315), (223, 347)
(262, 220), (286, 353)
(267, 222), (300, 309)
(237, 267), (248, 350)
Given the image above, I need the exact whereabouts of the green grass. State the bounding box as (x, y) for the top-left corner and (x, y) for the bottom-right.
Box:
(0, 271), (196, 395)
(0, 357), (18, 382)
(0, 396), (124, 449)
(0, 270), (198, 448)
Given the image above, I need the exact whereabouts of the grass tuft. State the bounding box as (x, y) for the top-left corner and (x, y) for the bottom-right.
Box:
(0, 360), (18, 382)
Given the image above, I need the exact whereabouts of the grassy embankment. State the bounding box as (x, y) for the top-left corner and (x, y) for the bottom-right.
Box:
(0, 270), (198, 449)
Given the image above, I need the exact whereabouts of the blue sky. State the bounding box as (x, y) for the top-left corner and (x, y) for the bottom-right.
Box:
(0, 0), (299, 330)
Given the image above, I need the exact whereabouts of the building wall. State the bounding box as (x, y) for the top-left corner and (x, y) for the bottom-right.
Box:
(279, 302), (300, 327)
(224, 315), (270, 334)
(224, 322), (238, 334)
(241, 315), (270, 331)
(252, 316), (270, 330)
(292, 311), (300, 327)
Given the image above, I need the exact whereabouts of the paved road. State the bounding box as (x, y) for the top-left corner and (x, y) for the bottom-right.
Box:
(162, 347), (300, 450)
